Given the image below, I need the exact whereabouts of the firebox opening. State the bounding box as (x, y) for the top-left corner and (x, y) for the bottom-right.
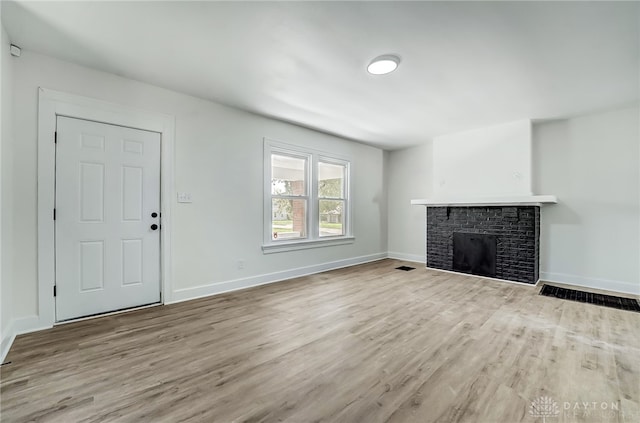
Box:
(453, 232), (497, 278)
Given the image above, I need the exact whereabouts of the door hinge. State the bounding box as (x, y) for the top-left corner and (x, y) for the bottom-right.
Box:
(54, 132), (57, 144)
(53, 209), (56, 220)
(53, 285), (57, 297)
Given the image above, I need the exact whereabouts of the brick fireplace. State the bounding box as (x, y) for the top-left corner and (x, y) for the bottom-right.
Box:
(410, 119), (557, 284)
(426, 206), (540, 284)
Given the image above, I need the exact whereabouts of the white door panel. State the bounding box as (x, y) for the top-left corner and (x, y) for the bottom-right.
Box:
(55, 116), (161, 321)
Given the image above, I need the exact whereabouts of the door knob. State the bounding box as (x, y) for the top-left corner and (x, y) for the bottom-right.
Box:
(150, 224), (159, 231)
(151, 212), (158, 218)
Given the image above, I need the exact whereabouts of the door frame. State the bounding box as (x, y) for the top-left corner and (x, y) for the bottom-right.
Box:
(37, 88), (175, 327)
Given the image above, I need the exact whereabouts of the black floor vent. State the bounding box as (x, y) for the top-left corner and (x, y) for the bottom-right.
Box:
(396, 266), (415, 271)
(539, 284), (640, 313)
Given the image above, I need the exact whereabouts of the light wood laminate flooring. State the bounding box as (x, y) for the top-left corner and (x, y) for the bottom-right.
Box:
(1, 259), (639, 422)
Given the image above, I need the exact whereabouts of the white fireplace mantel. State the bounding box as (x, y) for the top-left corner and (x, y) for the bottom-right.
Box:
(411, 195), (558, 207)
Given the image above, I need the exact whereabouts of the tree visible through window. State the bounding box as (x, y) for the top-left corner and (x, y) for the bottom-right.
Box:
(265, 141), (351, 248)
(318, 161), (346, 237)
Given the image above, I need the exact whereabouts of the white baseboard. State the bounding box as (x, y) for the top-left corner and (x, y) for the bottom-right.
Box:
(1, 315), (54, 362)
(168, 253), (388, 304)
(1, 320), (15, 363)
(13, 315), (50, 334)
(540, 271), (640, 296)
(386, 252), (425, 264)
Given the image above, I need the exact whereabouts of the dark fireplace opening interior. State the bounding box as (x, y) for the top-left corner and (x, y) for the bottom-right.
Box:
(453, 232), (497, 278)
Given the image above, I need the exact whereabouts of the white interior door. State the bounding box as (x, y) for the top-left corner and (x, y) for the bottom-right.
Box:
(55, 116), (161, 321)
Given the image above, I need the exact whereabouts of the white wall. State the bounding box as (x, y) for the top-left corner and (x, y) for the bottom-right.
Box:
(533, 107), (640, 294)
(433, 119), (532, 197)
(387, 106), (640, 294)
(1, 21), (15, 359)
(9, 51), (387, 323)
(387, 142), (432, 262)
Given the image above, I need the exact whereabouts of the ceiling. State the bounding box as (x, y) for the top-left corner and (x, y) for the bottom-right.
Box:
(3, 1), (638, 150)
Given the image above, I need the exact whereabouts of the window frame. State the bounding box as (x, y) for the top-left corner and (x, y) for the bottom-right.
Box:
(263, 139), (354, 254)
(269, 149), (312, 242)
(317, 156), (350, 239)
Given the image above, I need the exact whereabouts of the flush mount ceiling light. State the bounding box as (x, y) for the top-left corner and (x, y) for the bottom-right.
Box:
(367, 55), (400, 75)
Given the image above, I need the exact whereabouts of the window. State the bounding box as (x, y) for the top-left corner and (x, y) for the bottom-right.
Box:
(264, 139), (353, 253)
(318, 161), (346, 237)
(270, 153), (309, 241)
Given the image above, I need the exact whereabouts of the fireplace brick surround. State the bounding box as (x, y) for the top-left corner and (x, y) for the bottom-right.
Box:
(426, 206), (540, 284)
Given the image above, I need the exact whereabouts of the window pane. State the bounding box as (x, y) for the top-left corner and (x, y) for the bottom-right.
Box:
(272, 154), (306, 196)
(318, 162), (345, 198)
(319, 199), (344, 237)
(272, 198), (307, 240)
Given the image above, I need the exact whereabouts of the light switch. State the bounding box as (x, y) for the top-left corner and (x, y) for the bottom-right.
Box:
(177, 192), (193, 203)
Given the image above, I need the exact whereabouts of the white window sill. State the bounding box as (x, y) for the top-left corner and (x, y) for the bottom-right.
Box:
(262, 236), (355, 254)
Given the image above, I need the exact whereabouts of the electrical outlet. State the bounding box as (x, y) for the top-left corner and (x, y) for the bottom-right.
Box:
(237, 260), (245, 270)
